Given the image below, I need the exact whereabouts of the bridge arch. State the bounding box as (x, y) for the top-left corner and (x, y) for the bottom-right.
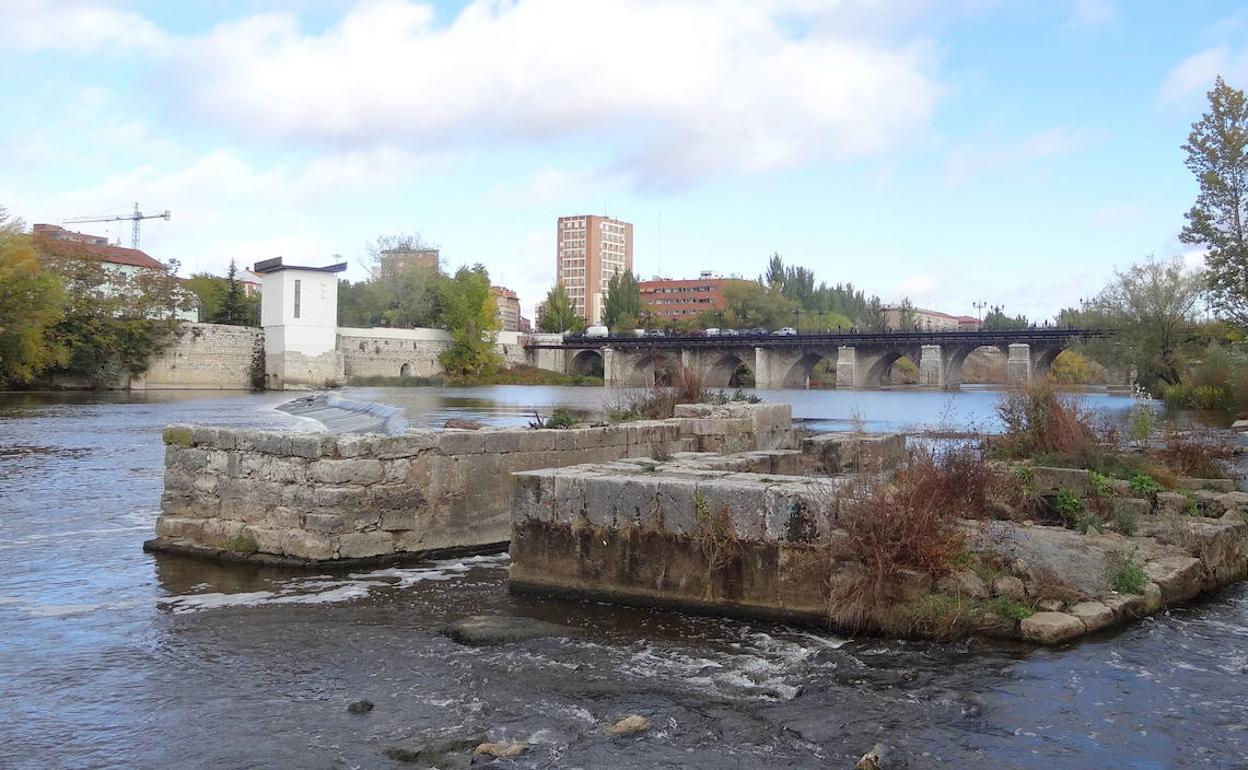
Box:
(623, 352), (680, 387)
(703, 351), (754, 388)
(781, 351), (836, 388)
(569, 349), (604, 378)
(944, 344), (1009, 388)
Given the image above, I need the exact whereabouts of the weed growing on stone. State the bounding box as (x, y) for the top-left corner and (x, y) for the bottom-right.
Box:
(219, 534), (258, 555)
(1053, 490), (1101, 534)
(545, 408), (577, 429)
(987, 596), (1032, 621)
(1129, 473), (1162, 496)
(1113, 502), (1140, 536)
(1088, 470), (1113, 498)
(1107, 550), (1148, 594)
(691, 489), (741, 586)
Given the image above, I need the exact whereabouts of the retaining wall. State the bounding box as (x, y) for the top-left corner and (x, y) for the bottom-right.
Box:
(131, 323), (263, 390)
(148, 403), (795, 564)
(338, 327), (528, 380)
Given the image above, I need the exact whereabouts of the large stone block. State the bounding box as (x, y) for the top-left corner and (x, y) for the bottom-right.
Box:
(482, 430), (524, 454)
(304, 512), (349, 534)
(1020, 611), (1084, 644)
(517, 430), (558, 453)
(696, 479), (768, 540)
(553, 471), (588, 523)
(310, 458), (385, 485)
(155, 516), (205, 541)
(656, 477), (701, 534)
(374, 432), (438, 459)
(337, 531), (395, 559)
(1144, 555), (1203, 603)
(436, 430), (487, 455)
(281, 530), (334, 560)
(513, 472), (555, 523)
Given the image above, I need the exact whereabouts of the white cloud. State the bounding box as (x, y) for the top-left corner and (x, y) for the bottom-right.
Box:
(1067, 0), (1114, 28)
(1160, 46), (1248, 102)
(167, 0), (942, 187)
(0, 0), (169, 52)
(943, 126), (1086, 186)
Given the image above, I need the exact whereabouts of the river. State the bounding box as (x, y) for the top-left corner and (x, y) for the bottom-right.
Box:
(0, 386), (1245, 769)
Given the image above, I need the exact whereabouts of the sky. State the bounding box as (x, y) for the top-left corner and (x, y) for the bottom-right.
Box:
(2, 0), (1246, 321)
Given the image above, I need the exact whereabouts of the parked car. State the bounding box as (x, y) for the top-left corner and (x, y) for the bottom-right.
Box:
(585, 325), (610, 338)
(632, 329), (647, 337)
(704, 328), (721, 336)
(746, 327), (768, 336)
(644, 328), (665, 337)
(774, 327), (798, 336)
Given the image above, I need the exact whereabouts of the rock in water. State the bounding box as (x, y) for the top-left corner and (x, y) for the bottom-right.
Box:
(1020, 611), (1084, 644)
(610, 715), (651, 736)
(347, 699), (374, 714)
(855, 743), (888, 769)
(473, 742), (529, 760)
(442, 615), (575, 646)
(383, 729), (488, 767)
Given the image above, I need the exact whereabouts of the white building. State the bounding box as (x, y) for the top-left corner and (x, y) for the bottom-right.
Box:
(254, 257), (346, 389)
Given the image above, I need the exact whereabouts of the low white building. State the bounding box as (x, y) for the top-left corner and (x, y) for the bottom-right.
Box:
(254, 256), (347, 389)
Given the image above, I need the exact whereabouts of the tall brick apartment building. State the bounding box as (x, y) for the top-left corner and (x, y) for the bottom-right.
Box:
(555, 215), (633, 323)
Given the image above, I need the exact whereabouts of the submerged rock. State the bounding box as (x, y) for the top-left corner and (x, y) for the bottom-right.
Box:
(609, 715), (651, 736)
(473, 741), (529, 760)
(442, 615), (576, 646)
(855, 742), (888, 769)
(384, 729), (488, 767)
(346, 699), (374, 714)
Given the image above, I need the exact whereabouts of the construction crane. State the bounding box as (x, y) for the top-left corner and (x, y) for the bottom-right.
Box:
(65, 202), (170, 250)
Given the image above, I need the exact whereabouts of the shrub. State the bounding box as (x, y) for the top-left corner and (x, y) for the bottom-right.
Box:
(1157, 426), (1233, 479)
(1107, 551), (1147, 594)
(1053, 489), (1101, 533)
(993, 384), (1098, 460)
(1127, 403), (1157, 444)
(545, 408), (577, 429)
(1129, 473), (1162, 496)
(1112, 502), (1139, 536)
(1087, 470), (1113, 498)
(900, 441), (1003, 519)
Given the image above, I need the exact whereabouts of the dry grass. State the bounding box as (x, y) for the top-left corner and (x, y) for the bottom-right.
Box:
(993, 383), (1099, 460)
(606, 365), (710, 421)
(1157, 425), (1234, 479)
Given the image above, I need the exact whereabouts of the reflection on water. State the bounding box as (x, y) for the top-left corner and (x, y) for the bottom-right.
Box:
(0, 386), (1245, 769)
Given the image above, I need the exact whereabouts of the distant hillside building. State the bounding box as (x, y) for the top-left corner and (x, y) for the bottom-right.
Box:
(882, 305), (981, 332)
(639, 271), (732, 321)
(380, 246), (439, 275)
(33, 224), (196, 321)
(556, 215), (633, 323)
(491, 285), (522, 332)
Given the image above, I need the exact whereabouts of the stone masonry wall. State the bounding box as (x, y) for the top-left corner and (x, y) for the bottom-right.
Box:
(132, 322), (263, 390)
(338, 327), (529, 380)
(149, 403), (794, 564)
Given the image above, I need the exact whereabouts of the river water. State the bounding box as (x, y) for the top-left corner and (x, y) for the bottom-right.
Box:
(1, 386), (1245, 769)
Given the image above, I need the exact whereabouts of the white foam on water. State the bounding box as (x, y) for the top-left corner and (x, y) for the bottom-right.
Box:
(159, 552), (511, 613)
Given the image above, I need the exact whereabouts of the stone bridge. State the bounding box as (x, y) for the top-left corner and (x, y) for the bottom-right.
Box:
(526, 329), (1108, 389)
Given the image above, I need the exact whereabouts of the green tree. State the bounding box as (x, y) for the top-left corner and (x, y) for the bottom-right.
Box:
(0, 209), (66, 385)
(40, 245), (194, 385)
(603, 269), (642, 331)
(896, 298), (917, 330)
(538, 283), (584, 333)
(212, 259), (252, 326)
(1075, 257), (1206, 390)
(1180, 76), (1248, 325)
(186, 272), (227, 322)
(437, 264), (501, 377)
(982, 306), (1030, 330)
(718, 279), (797, 330)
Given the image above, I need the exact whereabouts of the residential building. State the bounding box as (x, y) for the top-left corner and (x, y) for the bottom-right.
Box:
(639, 271), (733, 321)
(32, 224), (197, 321)
(491, 285), (522, 332)
(556, 215), (633, 323)
(380, 246), (439, 276)
(882, 305), (966, 331)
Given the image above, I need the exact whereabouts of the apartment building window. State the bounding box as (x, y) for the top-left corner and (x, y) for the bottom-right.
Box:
(293, 279), (302, 319)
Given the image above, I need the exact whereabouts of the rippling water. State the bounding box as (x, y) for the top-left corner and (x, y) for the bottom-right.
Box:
(1, 387), (1245, 769)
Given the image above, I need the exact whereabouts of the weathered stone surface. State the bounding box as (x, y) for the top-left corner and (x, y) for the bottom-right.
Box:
(994, 575), (1027, 602)
(1067, 601), (1115, 632)
(1144, 555), (1203, 603)
(441, 615), (575, 646)
(937, 570), (990, 599)
(1031, 466), (1090, 495)
(473, 742), (528, 759)
(337, 531), (394, 559)
(310, 458), (384, 485)
(280, 530), (333, 560)
(609, 715), (651, 737)
(884, 568), (932, 603)
(1020, 611), (1085, 644)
